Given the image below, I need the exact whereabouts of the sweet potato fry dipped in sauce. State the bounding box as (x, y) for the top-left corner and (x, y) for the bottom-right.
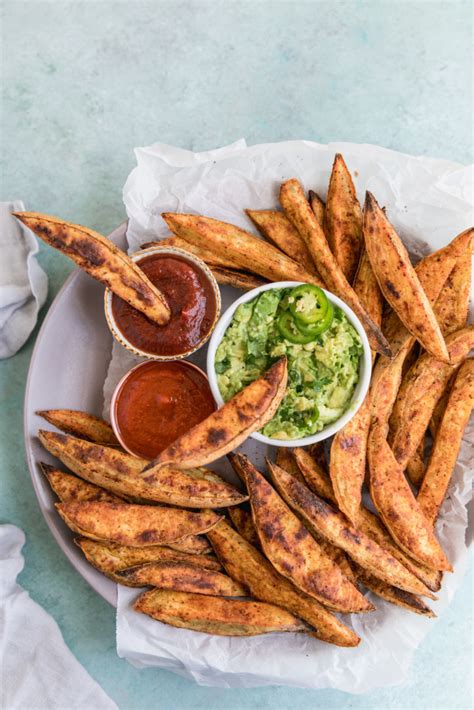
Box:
(113, 361), (216, 459)
(112, 253), (217, 357)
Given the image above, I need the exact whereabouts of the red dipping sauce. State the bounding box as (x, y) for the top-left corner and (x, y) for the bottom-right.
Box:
(111, 253), (217, 357)
(111, 360), (216, 459)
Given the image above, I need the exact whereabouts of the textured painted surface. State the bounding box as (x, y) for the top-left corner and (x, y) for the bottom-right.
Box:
(1, 0), (472, 707)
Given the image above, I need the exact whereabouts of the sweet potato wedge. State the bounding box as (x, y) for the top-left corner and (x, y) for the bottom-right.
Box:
(38, 431), (246, 508)
(363, 193), (449, 362)
(14, 212), (170, 325)
(389, 326), (474, 469)
(210, 267), (268, 290)
(308, 191), (325, 229)
(279, 179), (391, 357)
(355, 567), (435, 617)
(293, 449), (442, 592)
(353, 248), (383, 331)
(405, 442), (426, 488)
(228, 506), (261, 547)
(134, 589), (307, 636)
(275, 447), (306, 483)
(324, 154), (363, 283)
(239, 454), (373, 613)
(329, 396), (371, 524)
(162, 213), (324, 287)
(56, 501), (222, 547)
(117, 561), (247, 596)
(370, 229), (474, 428)
(245, 209), (319, 275)
(433, 249), (471, 336)
(144, 358), (288, 471)
(268, 460), (434, 598)
(418, 358), (474, 524)
(368, 426), (452, 572)
(40, 463), (124, 504)
(161, 537), (212, 555)
(141, 235), (237, 269)
(75, 538), (222, 585)
(208, 520), (360, 647)
(36, 409), (119, 446)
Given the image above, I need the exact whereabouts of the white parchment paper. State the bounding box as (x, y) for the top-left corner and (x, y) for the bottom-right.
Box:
(104, 140), (473, 691)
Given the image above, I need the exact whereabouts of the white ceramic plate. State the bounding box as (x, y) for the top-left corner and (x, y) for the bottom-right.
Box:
(23, 223), (130, 607)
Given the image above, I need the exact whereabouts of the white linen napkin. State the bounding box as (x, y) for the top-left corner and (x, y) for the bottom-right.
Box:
(0, 524), (117, 710)
(0, 201), (48, 359)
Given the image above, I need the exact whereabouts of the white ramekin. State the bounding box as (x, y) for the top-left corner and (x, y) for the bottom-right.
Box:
(104, 245), (221, 361)
(206, 281), (372, 448)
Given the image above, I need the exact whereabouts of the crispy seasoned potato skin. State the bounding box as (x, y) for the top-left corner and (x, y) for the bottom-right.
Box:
(117, 560), (247, 596)
(36, 410), (119, 446)
(38, 430), (246, 508)
(433, 249), (471, 336)
(268, 461), (434, 598)
(14, 212), (170, 325)
(239, 454), (373, 614)
(75, 537), (222, 586)
(418, 358), (474, 524)
(208, 520), (360, 647)
(228, 506), (261, 548)
(141, 235), (237, 269)
(162, 212), (324, 286)
(246, 209), (319, 276)
(40, 463), (124, 504)
(355, 567), (435, 617)
(308, 191), (325, 229)
(389, 326), (474, 469)
(325, 154), (363, 283)
(134, 589), (307, 636)
(144, 358), (288, 471)
(370, 228), (474, 430)
(329, 396), (371, 524)
(293, 448), (442, 592)
(368, 426), (452, 572)
(279, 179), (391, 357)
(210, 267), (267, 290)
(363, 193), (449, 363)
(56, 501), (222, 547)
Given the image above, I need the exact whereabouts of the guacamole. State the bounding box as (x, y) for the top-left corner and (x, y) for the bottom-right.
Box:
(215, 287), (362, 439)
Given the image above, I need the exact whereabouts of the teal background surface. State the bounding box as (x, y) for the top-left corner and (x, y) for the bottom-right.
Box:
(1, 1), (472, 708)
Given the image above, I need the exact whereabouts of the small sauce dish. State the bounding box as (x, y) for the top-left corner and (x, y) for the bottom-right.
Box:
(104, 245), (221, 360)
(110, 359), (216, 459)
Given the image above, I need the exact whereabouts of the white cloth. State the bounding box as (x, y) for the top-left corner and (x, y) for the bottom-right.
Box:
(0, 524), (117, 710)
(0, 201), (48, 359)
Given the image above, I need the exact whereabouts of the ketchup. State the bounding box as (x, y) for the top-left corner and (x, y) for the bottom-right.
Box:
(112, 253), (216, 356)
(113, 361), (216, 459)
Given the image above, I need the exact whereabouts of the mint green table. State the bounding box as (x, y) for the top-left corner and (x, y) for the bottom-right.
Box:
(2, 1), (472, 708)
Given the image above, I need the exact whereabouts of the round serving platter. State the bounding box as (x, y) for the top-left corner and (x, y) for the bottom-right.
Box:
(24, 223), (130, 607)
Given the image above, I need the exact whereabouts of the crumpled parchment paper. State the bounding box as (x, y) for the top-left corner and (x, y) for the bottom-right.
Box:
(102, 139), (473, 691)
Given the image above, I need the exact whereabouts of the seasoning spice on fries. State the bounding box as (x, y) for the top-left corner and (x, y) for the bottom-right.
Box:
(32, 155), (472, 647)
(208, 520), (360, 647)
(239, 454), (373, 614)
(134, 589), (307, 636)
(325, 154), (363, 283)
(15, 212), (171, 325)
(417, 359), (474, 524)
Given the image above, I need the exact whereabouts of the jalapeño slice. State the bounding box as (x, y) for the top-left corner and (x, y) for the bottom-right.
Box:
(295, 300), (334, 337)
(277, 311), (316, 344)
(289, 285), (329, 325)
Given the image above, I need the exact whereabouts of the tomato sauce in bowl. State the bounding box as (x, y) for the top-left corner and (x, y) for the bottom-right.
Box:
(111, 360), (216, 459)
(106, 248), (220, 359)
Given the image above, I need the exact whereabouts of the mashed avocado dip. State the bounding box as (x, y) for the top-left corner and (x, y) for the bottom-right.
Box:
(215, 286), (362, 440)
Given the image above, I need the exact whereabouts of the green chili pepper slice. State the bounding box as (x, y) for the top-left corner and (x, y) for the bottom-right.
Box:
(289, 285), (329, 325)
(296, 300), (334, 337)
(277, 311), (316, 344)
